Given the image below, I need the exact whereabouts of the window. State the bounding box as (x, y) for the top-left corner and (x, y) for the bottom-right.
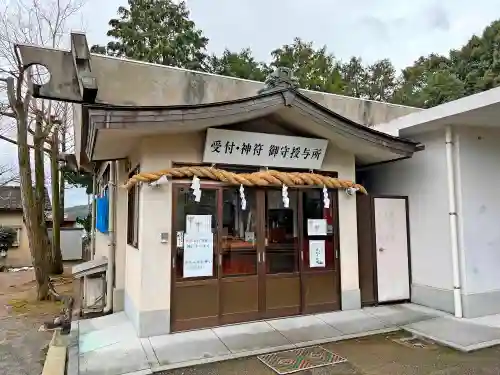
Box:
(94, 163), (111, 234)
(10, 227), (21, 247)
(174, 186), (218, 279)
(127, 166), (140, 247)
(97, 164), (110, 196)
(221, 187), (257, 277)
(265, 190), (299, 274)
(302, 189), (336, 270)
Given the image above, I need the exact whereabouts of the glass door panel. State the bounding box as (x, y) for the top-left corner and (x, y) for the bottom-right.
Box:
(174, 186), (218, 280)
(265, 190), (299, 274)
(221, 188), (258, 276)
(302, 189), (335, 270)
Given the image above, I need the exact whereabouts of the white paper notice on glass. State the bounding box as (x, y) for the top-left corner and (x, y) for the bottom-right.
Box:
(309, 240), (326, 268)
(186, 215), (212, 234)
(307, 219), (327, 236)
(183, 232), (214, 278)
(176, 231), (184, 248)
(244, 231), (255, 243)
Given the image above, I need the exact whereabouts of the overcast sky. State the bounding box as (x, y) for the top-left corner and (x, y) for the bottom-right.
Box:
(82, 0), (499, 70)
(2, 0), (499, 207)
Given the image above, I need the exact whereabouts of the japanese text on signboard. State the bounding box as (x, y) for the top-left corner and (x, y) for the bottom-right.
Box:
(203, 129), (328, 170)
(209, 140), (323, 161)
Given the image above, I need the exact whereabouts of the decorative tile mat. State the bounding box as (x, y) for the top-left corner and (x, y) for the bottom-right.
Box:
(257, 346), (347, 374)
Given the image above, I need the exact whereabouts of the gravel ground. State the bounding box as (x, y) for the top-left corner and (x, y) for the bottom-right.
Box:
(0, 315), (53, 375)
(0, 269), (70, 375)
(160, 331), (500, 375)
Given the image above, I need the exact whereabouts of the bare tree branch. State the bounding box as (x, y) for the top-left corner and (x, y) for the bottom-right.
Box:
(0, 164), (18, 186)
(0, 132), (51, 153)
(0, 0), (87, 295)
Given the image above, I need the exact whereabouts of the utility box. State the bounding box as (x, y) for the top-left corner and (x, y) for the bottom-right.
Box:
(72, 257), (108, 316)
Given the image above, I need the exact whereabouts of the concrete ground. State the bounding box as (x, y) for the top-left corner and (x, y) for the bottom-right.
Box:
(0, 268), (73, 375)
(77, 304), (443, 375)
(160, 331), (500, 375)
(77, 303), (500, 375)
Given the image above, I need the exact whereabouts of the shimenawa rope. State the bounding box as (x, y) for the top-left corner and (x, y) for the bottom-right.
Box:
(122, 166), (367, 194)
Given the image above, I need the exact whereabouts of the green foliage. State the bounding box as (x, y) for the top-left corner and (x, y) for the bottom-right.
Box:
(63, 170), (93, 195)
(269, 38), (345, 94)
(76, 215), (91, 233)
(206, 49), (270, 81)
(92, 0), (208, 71)
(394, 20), (500, 107)
(340, 57), (367, 98)
(94, 3), (500, 109)
(0, 226), (17, 248)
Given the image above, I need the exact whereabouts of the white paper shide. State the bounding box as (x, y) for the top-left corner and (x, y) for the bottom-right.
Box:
(309, 240), (326, 268)
(186, 215), (211, 234)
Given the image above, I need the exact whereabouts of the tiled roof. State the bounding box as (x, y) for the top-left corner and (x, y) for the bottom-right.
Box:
(0, 186), (52, 211)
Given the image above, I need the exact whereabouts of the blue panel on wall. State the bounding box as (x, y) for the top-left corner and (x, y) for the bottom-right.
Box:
(95, 191), (109, 233)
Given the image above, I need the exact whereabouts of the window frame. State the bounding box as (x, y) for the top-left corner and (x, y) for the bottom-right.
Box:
(10, 226), (21, 247)
(127, 165), (140, 248)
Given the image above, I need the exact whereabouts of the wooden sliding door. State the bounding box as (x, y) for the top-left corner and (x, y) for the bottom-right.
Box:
(263, 189), (301, 318)
(171, 185), (219, 332)
(219, 186), (261, 325)
(170, 184), (341, 332)
(300, 189), (341, 314)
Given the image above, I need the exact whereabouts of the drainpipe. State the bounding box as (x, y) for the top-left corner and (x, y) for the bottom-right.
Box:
(91, 174), (97, 259)
(445, 125), (463, 318)
(104, 161), (117, 313)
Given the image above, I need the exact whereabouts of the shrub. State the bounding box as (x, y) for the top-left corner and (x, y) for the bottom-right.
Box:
(0, 226), (17, 249)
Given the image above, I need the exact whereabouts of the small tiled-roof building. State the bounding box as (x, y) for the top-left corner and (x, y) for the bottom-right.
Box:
(0, 186), (52, 266)
(0, 186), (52, 212)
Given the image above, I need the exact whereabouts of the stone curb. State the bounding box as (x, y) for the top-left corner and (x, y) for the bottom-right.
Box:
(67, 320), (80, 375)
(403, 326), (500, 353)
(42, 329), (69, 375)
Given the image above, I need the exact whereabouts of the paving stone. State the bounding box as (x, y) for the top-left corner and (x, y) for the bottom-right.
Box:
(405, 317), (500, 350)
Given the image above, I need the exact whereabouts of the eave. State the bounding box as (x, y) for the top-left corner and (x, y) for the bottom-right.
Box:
(84, 88), (422, 165)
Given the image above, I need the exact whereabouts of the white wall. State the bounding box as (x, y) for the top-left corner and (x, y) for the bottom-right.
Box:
(94, 231), (109, 259)
(114, 160), (129, 313)
(456, 126), (500, 295)
(137, 132), (202, 315)
(47, 228), (84, 260)
(363, 130), (454, 312)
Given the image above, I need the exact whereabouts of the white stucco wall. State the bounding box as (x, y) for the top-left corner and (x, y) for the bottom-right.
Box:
(322, 143), (360, 296)
(456, 126), (500, 295)
(92, 160), (134, 313)
(124, 243), (141, 326)
(363, 130), (455, 313)
(94, 231), (109, 259)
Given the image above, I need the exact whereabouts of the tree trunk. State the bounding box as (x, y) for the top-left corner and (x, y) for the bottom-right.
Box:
(16, 104), (50, 300)
(33, 111), (53, 293)
(50, 129), (63, 274)
(59, 119), (66, 227)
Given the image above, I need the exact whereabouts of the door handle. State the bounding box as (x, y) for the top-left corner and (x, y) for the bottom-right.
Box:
(218, 253), (222, 266)
(262, 252), (266, 263)
(378, 247), (385, 252)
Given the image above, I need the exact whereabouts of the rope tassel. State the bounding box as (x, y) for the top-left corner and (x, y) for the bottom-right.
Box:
(122, 166), (367, 194)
